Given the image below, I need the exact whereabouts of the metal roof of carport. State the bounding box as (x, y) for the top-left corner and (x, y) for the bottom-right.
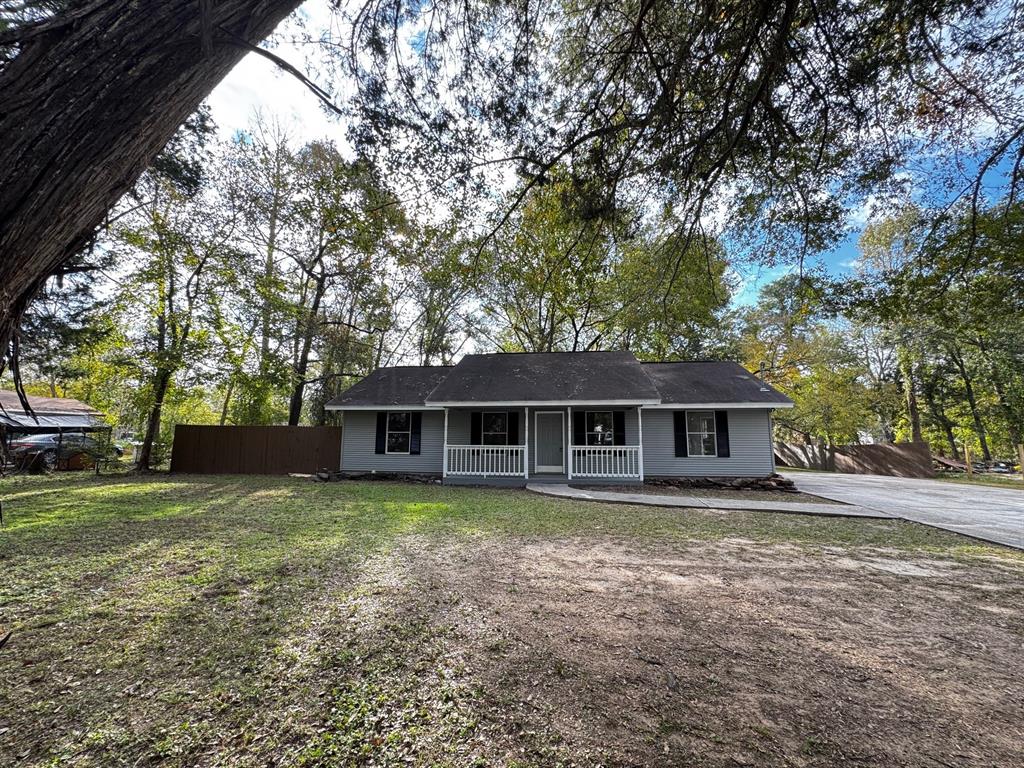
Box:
(0, 391), (108, 433)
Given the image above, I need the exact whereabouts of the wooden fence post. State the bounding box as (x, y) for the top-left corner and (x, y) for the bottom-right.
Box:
(964, 442), (972, 477)
(1018, 443), (1024, 482)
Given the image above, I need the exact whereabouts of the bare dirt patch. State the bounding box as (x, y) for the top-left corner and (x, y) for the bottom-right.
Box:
(392, 535), (1024, 767)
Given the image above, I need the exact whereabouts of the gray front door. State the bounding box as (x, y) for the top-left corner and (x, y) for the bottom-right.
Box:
(535, 411), (564, 473)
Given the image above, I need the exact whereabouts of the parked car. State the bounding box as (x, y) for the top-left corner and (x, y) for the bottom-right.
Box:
(6, 432), (123, 471)
(988, 461), (1016, 474)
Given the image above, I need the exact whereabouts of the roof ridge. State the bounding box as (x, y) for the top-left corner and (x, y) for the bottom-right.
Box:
(375, 364), (454, 369)
(640, 359), (741, 364)
(464, 350), (633, 357)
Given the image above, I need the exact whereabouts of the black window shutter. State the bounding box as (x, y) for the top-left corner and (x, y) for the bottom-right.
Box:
(410, 412), (422, 455)
(470, 412), (482, 445)
(613, 411), (626, 445)
(715, 410), (730, 458)
(572, 411), (585, 446)
(673, 411), (688, 457)
(507, 411), (519, 445)
(375, 412), (387, 454)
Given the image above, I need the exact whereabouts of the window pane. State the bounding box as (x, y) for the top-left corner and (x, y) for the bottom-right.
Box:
(589, 412), (613, 431)
(687, 411), (714, 433)
(483, 412), (506, 434)
(687, 434), (704, 456)
(702, 435), (717, 456)
(387, 432), (410, 452)
(482, 433), (506, 445)
(388, 412), (410, 431)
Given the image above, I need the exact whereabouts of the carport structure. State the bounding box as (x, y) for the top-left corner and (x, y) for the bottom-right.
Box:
(0, 391), (112, 474)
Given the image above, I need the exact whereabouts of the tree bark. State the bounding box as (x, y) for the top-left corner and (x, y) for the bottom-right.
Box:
(0, 0), (302, 371)
(137, 368), (172, 471)
(219, 378), (235, 426)
(288, 272), (326, 425)
(900, 362), (923, 443)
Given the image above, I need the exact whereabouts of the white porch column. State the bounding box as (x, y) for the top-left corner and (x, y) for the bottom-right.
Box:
(442, 408), (449, 479)
(566, 405), (573, 480)
(637, 406), (644, 482)
(523, 407), (529, 479)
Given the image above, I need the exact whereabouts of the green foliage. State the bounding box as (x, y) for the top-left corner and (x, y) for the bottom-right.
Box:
(738, 275), (873, 445)
(481, 173), (732, 355)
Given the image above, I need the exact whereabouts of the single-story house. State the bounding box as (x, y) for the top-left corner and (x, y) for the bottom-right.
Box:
(325, 351), (793, 485)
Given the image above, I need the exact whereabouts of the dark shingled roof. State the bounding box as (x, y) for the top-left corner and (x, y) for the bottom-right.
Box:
(642, 361), (792, 405)
(326, 354), (794, 409)
(325, 366), (452, 407)
(426, 351), (662, 404)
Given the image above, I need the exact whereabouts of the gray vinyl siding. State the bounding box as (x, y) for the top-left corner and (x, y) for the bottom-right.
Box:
(339, 406), (774, 479)
(340, 410), (444, 473)
(640, 408), (775, 477)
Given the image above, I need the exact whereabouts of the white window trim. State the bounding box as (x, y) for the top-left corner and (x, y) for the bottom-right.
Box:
(585, 410), (616, 446)
(385, 411), (412, 455)
(686, 410), (717, 458)
(481, 410), (509, 446)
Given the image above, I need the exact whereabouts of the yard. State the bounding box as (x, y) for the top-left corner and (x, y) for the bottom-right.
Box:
(1, 474), (1023, 767)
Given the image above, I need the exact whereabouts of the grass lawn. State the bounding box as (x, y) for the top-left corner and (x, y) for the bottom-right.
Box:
(2, 474), (1023, 767)
(935, 472), (1024, 489)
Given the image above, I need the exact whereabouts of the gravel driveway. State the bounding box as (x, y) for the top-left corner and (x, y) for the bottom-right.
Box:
(782, 471), (1024, 549)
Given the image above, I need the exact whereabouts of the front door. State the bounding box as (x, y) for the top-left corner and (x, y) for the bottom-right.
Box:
(535, 411), (565, 473)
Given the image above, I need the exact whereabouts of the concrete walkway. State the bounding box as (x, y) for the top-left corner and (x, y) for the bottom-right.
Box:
(782, 472), (1024, 550)
(526, 483), (893, 518)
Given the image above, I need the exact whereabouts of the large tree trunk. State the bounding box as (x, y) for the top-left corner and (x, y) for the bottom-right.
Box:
(137, 368), (173, 471)
(0, 0), (302, 372)
(288, 273), (326, 426)
(900, 362), (923, 443)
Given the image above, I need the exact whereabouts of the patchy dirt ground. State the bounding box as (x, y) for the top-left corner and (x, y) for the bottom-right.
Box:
(1, 474), (1022, 767)
(390, 537), (1024, 767)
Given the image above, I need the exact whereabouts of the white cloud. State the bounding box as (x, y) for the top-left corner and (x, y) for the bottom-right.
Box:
(205, 0), (346, 146)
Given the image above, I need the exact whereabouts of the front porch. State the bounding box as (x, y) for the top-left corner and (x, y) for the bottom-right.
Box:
(441, 405), (645, 483)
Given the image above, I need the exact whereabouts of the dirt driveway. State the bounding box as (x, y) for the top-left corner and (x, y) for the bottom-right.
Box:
(783, 471), (1024, 549)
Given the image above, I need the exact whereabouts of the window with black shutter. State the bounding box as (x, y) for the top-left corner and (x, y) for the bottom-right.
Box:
(673, 411), (688, 457)
(385, 412), (412, 454)
(482, 412), (509, 445)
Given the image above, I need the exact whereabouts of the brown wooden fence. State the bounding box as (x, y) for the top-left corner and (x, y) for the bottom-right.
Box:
(775, 440), (934, 478)
(170, 425), (342, 475)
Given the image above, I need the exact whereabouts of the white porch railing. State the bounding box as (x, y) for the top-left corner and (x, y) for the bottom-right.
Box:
(571, 445), (641, 478)
(446, 445), (525, 476)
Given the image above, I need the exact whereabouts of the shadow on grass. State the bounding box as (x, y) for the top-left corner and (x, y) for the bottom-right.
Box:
(1, 474), (1022, 766)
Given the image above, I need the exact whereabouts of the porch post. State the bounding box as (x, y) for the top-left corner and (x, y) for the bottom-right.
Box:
(637, 406), (644, 482)
(566, 405), (573, 480)
(442, 408), (449, 479)
(523, 407), (529, 480)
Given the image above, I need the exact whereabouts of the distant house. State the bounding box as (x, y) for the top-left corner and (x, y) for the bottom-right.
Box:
(325, 351), (793, 485)
(0, 391), (102, 433)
